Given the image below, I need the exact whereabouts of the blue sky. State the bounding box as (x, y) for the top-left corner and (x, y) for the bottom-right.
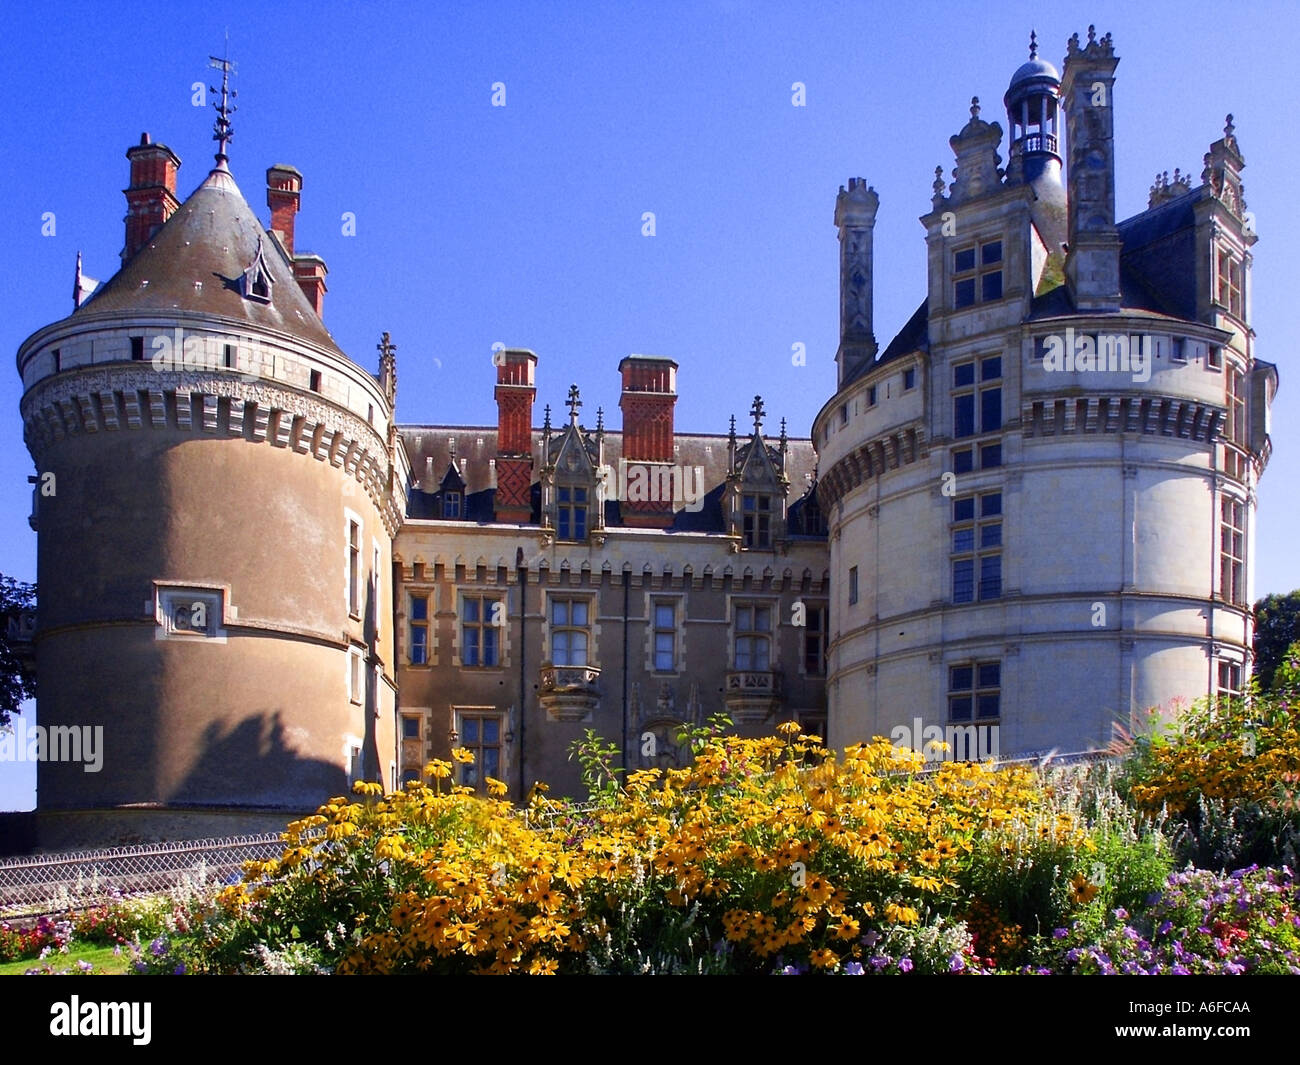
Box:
(1, 0), (1296, 808)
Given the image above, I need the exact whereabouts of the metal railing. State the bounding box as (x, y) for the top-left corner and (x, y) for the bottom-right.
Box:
(0, 833), (285, 917)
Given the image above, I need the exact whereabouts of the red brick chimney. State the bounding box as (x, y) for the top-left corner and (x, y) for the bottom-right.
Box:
(266, 166), (328, 317)
(266, 165), (302, 255)
(122, 134), (181, 263)
(618, 355), (678, 528)
(293, 255), (328, 317)
(494, 350), (538, 524)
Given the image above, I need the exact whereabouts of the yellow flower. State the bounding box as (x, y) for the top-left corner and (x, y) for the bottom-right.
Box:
(425, 761), (452, 780)
(450, 747), (476, 765)
(810, 948), (838, 969)
(527, 956), (558, 975)
(485, 777), (509, 797)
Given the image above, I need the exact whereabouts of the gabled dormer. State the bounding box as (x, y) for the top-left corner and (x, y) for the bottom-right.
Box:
(725, 396), (791, 550)
(241, 234), (274, 303)
(435, 456), (467, 520)
(539, 385), (606, 542)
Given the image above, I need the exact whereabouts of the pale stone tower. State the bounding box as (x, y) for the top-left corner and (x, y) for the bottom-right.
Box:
(815, 30), (1276, 759)
(15, 74), (406, 846)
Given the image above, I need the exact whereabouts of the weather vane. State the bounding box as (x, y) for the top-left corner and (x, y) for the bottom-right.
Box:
(209, 33), (237, 168)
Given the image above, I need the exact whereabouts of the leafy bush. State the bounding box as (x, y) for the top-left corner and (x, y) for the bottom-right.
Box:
(194, 727), (1090, 974)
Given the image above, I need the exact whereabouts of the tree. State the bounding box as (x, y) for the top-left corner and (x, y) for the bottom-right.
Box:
(1253, 590), (1300, 692)
(0, 574), (36, 727)
(1270, 639), (1300, 698)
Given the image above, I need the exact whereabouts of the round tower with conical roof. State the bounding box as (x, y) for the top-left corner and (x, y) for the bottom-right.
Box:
(16, 85), (407, 847)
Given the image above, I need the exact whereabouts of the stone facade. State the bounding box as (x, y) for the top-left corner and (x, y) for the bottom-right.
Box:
(814, 29), (1276, 758)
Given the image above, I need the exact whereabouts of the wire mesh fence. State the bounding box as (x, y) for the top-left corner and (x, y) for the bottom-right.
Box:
(0, 833), (286, 918)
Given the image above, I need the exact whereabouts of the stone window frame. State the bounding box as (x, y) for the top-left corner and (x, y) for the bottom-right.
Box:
(731, 598), (777, 672)
(407, 589), (432, 667)
(458, 589), (507, 669)
(799, 601), (829, 677)
(952, 238), (1003, 309)
(647, 594), (683, 675)
(151, 581), (231, 643)
(948, 660), (1001, 723)
(951, 490), (1002, 605)
(546, 593), (595, 667)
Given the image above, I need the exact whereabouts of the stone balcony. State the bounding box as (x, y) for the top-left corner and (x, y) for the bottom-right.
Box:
(539, 663), (601, 722)
(724, 669), (783, 724)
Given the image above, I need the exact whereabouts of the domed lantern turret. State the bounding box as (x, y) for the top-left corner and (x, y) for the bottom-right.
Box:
(1005, 31), (1066, 245)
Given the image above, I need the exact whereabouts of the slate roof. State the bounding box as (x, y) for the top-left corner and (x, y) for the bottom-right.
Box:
(71, 165), (345, 356)
(400, 426), (820, 534)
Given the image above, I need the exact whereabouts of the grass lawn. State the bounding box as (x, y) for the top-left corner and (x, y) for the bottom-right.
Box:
(0, 943), (133, 976)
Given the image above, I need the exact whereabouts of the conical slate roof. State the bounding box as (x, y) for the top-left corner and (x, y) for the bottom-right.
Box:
(72, 165), (343, 356)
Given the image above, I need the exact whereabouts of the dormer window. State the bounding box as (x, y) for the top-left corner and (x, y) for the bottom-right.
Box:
(742, 492), (772, 548)
(1217, 249), (1242, 318)
(443, 491), (462, 519)
(557, 486), (588, 541)
(241, 236), (274, 304)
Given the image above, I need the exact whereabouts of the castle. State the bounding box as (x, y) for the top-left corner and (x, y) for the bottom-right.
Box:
(10, 29), (1274, 849)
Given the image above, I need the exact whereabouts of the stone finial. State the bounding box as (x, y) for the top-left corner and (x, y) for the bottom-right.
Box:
(1029, 29), (1038, 59)
(566, 383), (581, 423)
(750, 395), (765, 433)
(595, 406), (604, 432)
(970, 96), (981, 119)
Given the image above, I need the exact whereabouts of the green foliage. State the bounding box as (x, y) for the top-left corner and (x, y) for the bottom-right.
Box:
(1253, 589), (1300, 691)
(567, 728), (624, 803)
(0, 574), (36, 727)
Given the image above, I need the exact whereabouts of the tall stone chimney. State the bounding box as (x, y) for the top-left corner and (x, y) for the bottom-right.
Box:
(493, 349), (538, 524)
(618, 355), (678, 528)
(122, 134), (181, 263)
(835, 179), (879, 388)
(1061, 27), (1122, 312)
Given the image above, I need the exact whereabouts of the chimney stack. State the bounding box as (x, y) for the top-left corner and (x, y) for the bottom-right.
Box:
(618, 355), (678, 528)
(493, 350), (538, 524)
(266, 166), (328, 317)
(1061, 27), (1122, 311)
(835, 178), (879, 388)
(122, 133), (181, 263)
(293, 255), (328, 317)
(266, 165), (302, 255)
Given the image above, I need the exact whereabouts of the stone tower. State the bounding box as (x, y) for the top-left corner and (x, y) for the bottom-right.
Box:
(15, 80), (406, 846)
(816, 30), (1276, 760)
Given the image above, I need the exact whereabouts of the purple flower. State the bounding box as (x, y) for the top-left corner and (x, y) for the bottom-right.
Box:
(1113, 907), (1129, 921)
(949, 954), (965, 972)
(844, 961), (865, 975)
(1224, 960), (1245, 975)
(76, 960), (93, 972)
(149, 937), (167, 957)
(1053, 928), (1068, 939)
(781, 965), (801, 975)
(898, 957), (914, 973)
(860, 931), (880, 947)
(1157, 921), (1173, 936)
